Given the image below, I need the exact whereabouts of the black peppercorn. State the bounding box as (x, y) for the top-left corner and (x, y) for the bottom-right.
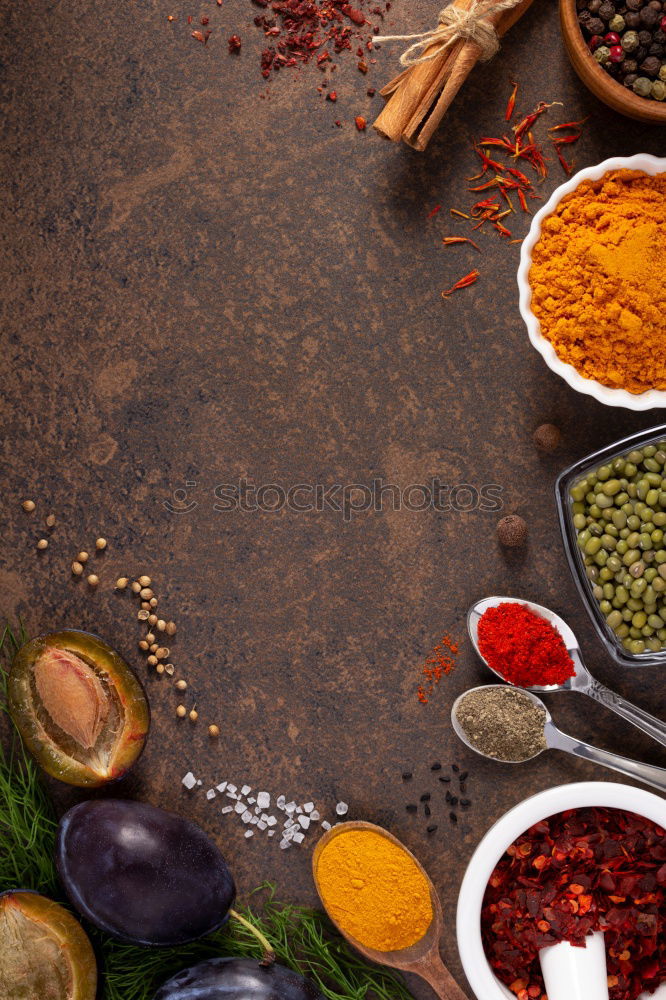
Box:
(640, 5), (661, 23)
(589, 0), (603, 9)
(599, 1), (616, 17)
(641, 53), (662, 72)
(625, 10), (641, 25)
(623, 58), (639, 71)
(624, 72), (639, 84)
(635, 43), (648, 58)
(639, 27), (653, 40)
(588, 15), (607, 30)
(626, 0), (644, 10)
(649, 42), (664, 55)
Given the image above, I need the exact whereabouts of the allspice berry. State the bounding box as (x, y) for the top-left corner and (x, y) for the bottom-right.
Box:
(533, 423), (561, 453)
(497, 514), (528, 547)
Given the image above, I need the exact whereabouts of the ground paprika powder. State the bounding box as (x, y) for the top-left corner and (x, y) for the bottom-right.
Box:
(477, 602), (575, 688)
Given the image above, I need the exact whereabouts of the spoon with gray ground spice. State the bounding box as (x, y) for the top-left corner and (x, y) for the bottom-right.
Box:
(451, 685), (666, 792)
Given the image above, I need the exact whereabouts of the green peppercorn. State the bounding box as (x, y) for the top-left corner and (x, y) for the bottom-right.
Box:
(633, 76), (652, 96)
(651, 80), (666, 101)
(622, 30), (639, 51)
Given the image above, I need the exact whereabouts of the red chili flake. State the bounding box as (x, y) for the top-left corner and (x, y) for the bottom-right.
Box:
(505, 81), (518, 121)
(417, 634), (458, 703)
(187, 15), (193, 23)
(442, 236), (481, 251)
(343, 4), (366, 24)
(167, 14), (177, 22)
(441, 269), (479, 298)
(192, 29), (212, 44)
(201, 16), (210, 26)
(357, 58), (368, 72)
(327, 90), (337, 101)
(355, 115), (366, 130)
(482, 807), (666, 1000)
(427, 204), (442, 218)
(228, 33), (242, 52)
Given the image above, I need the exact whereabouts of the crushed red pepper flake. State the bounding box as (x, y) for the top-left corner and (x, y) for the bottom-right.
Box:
(192, 29), (211, 44)
(442, 236), (481, 251)
(355, 115), (366, 130)
(228, 33), (242, 52)
(441, 269), (479, 298)
(483, 807), (666, 1000)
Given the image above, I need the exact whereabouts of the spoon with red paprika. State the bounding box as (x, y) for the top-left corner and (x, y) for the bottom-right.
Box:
(467, 596), (666, 748)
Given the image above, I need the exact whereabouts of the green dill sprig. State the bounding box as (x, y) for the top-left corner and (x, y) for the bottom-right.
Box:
(0, 624), (412, 1000)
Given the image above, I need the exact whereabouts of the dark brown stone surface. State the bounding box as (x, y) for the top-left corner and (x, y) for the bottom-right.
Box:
(1, 0), (665, 996)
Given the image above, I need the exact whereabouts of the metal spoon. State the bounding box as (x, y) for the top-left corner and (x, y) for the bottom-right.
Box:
(468, 596), (666, 748)
(312, 820), (468, 1000)
(452, 684), (666, 793)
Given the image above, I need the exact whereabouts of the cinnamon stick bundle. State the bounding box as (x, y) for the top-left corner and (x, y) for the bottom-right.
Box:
(374, 0), (535, 151)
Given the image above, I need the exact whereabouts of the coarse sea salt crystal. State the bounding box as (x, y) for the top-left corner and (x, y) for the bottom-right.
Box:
(257, 820), (267, 831)
(336, 802), (348, 816)
(292, 831), (305, 844)
(298, 815), (310, 830)
(251, 815), (259, 825)
(227, 784), (237, 794)
(245, 829), (254, 838)
(182, 772), (197, 790)
(310, 810), (320, 821)
(267, 816), (277, 827)
(280, 840), (291, 850)
(257, 791), (270, 810)
(197, 780), (203, 786)
(206, 789), (216, 800)
(268, 829), (275, 837)
(303, 802), (314, 813)
(321, 821), (332, 831)
(235, 801), (245, 814)
(285, 801), (297, 813)
(216, 782), (228, 793)
(221, 806), (234, 815)
(241, 785), (252, 796)
(247, 796), (256, 804)
(277, 795), (286, 810)
(242, 810), (253, 823)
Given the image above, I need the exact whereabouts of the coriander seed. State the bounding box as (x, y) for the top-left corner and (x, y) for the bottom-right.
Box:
(208, 724), (220, 737)
(149, 643), (158, 653)
(131, 581), (141, 594)
(37, 539), (48, 550)
(72, 561), (84, 575)
(189, 708), (198, 722)
(149, 598), (158, 608)
(96, 537), (107, 551)
(166, 621), (177, 636)
(156, 647), (169, 659)
(147, 655), (158, 667)
(145, 632), (156, 644)
(157, 619), (166, 632)
(116, 577), (129, 590)
(77, 551), (89, 563)
(22, 500), (36, 512)
(139, 575), (152, 587)
(148, 614), (158, 625)
(165, 663), (175, 675)
(45, 513), (56, 528)
(140, 588), (153, 600)
(175, 679), (187, 691)
(138, 610), (150, 621)
(156, 663), (165, 675)
(141, 601), (151, 610)
(139, 640), (150, 651)
(176, 705), (187, 718)
(87, 574), (99, 587)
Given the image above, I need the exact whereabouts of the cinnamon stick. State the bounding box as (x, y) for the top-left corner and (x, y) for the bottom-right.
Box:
(373, 0), (536, 150)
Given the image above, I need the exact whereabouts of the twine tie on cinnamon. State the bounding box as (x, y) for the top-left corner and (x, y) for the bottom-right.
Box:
(374, 0), (524, 67)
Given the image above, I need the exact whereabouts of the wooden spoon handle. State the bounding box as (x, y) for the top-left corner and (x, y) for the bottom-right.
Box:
(413, 953), (470, 1000)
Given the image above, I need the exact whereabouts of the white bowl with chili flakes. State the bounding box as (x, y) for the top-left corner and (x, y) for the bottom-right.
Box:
(456, 781), (666, 1000)
(517, 153), (666, 410)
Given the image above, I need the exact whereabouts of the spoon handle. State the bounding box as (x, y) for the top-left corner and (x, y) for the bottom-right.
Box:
(581, 678), (666, 748)
(412, 953), (470, 1000)
(547, 725), (666, 792)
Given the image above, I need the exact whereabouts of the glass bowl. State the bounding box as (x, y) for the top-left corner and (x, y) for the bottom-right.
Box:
(556, 424), (666, 668)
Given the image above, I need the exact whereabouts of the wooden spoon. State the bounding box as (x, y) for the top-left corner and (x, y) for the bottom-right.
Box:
(312, 820), (468, 1000)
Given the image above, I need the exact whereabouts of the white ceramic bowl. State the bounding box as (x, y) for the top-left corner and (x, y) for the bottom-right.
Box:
(457, 781), (666, 1000)
(517, 154), (666, 411)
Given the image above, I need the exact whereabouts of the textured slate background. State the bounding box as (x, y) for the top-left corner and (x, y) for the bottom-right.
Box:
(1, 0), (665, 995)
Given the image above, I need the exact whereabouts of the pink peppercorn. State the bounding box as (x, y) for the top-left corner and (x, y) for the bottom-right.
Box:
(588, 34), (603, 50)
(605, 32), (620, 44)
(661, 15), (666, 31)
(609, 45), (625, 61)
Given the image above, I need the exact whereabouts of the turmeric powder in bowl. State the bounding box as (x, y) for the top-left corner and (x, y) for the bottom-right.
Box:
(529, 169), (666, 395)
(315, 827), (433, 952)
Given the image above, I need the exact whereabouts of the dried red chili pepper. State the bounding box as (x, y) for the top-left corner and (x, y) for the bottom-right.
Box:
(482, 807), (666, 1000)
(505, 81), (518, 122)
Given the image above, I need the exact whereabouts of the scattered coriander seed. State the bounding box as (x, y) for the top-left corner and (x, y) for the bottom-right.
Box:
(139, 575), (152, 587)
(71, 561), (84, 576)
(140, 588), (153, 600)
(116, 577), (129, 590)
(141, 601), (151, 610)
(157, 619), (166, 632)
(156, 663), (165, 675)
(189, 709), (198, 722)
(149, 643), (158, 653)
(149, 597), (158, 608)
(208, 724), (220, 737)
(131, 581), (141, 594)
(176, 705), (187, 718)
(87, 574), (99, 587)
(139, 640), (150, 651)
(148, 614), (158, 625)
(147, 655), (158, 666)
(156, 647), (169, 659)
(22, 500), (36, 512)
(37, 539), (49, 550)
(497, 514), (528, 547)
(533, 423), (562, 453)
(138, 610), (150, 621)
(165, 663), (175, 676)
(175, 679), (188, 691)
(96, 537), (107, 551)
(166, 621), (177, 636)
(45, 513), (56, 528)
(145, 632), (156, 643)
(78, 551), (89, 563)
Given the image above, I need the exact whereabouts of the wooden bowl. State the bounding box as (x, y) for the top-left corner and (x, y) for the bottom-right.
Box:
(560, 0), (666, 125)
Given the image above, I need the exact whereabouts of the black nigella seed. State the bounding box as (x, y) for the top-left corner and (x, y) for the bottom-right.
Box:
(438, 775), (451, 783)
(450, 812), (458, 823)
(445, 791), (452, 804)
(431, 762), (442, 771)
(420, 793), (431, 802)
(460, 783), (467, 794)
(459, 770), (468, 782)
(452, 764), (459, 772)
(402, 771), (413, 781)
(460, 799), (471, 808)
(450, 795), (459, 807)
(425, 804), (431, 817)
(406, 804), (418, 813)
(427, 824), (438, 834)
